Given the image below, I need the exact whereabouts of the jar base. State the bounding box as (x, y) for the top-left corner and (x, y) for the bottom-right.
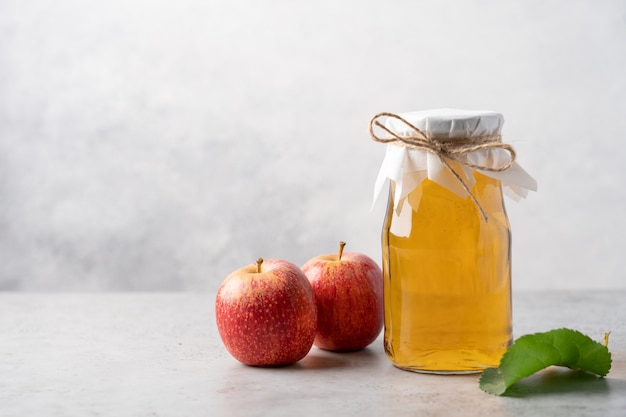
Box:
(392, 364), (483, 375)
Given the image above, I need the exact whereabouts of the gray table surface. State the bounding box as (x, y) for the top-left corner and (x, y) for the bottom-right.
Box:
(1, 291), (624, 417)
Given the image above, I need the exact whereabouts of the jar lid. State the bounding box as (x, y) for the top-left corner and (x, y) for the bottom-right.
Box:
(385, 108), (504, 139)
(371, 109), (536, 236)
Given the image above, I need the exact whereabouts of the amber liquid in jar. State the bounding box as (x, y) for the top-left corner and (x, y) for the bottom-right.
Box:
(382, 172), (512, 373)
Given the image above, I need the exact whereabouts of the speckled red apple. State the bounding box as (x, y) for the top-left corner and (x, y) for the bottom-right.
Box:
(302, 242), (383, 352)
(215, 258), (317, 366)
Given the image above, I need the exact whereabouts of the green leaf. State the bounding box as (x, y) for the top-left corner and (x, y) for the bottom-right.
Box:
(479, 328), (612, 396)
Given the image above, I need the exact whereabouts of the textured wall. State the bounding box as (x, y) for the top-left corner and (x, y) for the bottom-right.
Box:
(1, 0), (625, 291)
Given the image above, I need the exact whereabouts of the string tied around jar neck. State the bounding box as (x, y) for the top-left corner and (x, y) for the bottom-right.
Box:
(368, 112), (517, 222)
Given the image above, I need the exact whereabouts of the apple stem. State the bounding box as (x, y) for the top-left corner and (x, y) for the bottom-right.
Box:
(256, 257), (263, 273)
(338, 241), (346, 261)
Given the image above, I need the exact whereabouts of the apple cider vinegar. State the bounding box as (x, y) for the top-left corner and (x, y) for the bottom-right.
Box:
(382, 174), (512, 373)
(369, 109), (535, 374)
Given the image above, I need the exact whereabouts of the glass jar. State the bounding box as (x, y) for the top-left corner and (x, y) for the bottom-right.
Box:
(370, 109), (536, 374)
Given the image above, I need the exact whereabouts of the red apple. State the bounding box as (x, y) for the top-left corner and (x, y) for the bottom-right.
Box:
(302, 242), (383, 351)
(215, 258), (317, 366)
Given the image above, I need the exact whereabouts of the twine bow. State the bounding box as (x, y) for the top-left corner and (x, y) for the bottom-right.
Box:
(369, 112), (517, 221)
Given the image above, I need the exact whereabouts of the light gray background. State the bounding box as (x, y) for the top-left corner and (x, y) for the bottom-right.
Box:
(1, 0), (625, 291)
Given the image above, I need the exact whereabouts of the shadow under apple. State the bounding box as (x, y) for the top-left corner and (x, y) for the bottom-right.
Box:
(293, 345), (383, 371)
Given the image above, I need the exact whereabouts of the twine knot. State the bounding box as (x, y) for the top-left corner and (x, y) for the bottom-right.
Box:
(369, 112), (517, 221)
